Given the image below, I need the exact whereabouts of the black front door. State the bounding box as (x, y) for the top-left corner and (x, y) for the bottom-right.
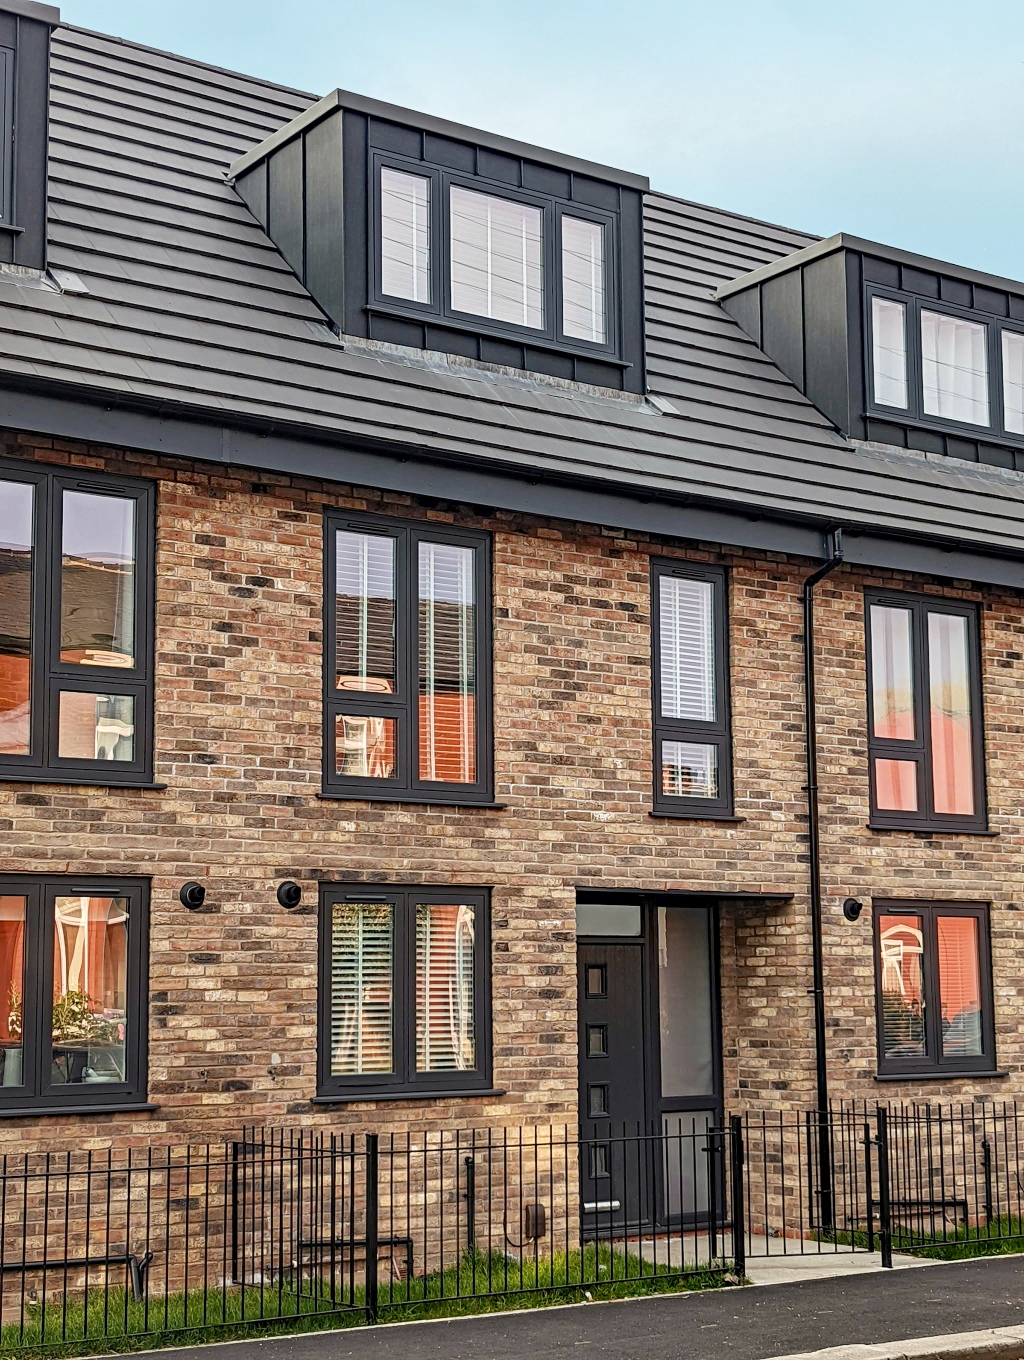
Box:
(576, 896), (723, 1230)
(578, 942), (647, 1227)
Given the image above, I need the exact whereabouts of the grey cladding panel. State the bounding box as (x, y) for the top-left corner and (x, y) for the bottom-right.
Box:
(802, 251), (849, 434)
(234, 162), (268, 229)
(267, 136), (304, 278)
(303, 109), (344, 327)
(761, 269), (804, 388)
(720, 286), (760, 347)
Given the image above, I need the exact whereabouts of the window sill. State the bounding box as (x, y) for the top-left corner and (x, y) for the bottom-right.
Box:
(866, 823), (997, 836)
(317, 793), (506, 809)
(0, 772), (165, 789)
(0, 1101), (160, 1119)
(649, 812), (745, 823)
(311, 1089), (505, 1105)
(873, 1071), (1007, 1083)
(366, 302), (631, 368)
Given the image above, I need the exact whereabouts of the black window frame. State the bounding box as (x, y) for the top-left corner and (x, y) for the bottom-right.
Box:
(0, 874), (150, 1116)
(0, 44), (13, 226)
(316, 883), (492, 1101)
(322, 508), (493, 805)
(872, 898), (996, 1078)
(0, 460), (155, 787)
(650, 559), (733, 819)
(864, 589), (987, 833)
(370, 151), (622, 363)
(864, 285), (1024, 447)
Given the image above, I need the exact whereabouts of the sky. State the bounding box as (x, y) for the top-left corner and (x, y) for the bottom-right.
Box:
(58, 0), (1024, 282)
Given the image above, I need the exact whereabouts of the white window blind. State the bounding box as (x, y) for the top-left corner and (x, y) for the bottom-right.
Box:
(921, 310), (989, 426)
(418, 542), (476, 783)
(662, 740), (718, 799)
(380, 168), (430, 303)
(562, 217), (605, 343)
(335, 531), (396, 694)
(1003, 330), (1024, 435)
(450, 186), (544, 329)
(329, 902), (394, 1076)
(659, 576), (715, 721)
(871, 296), (908, 408)
(415, 902), (476, 1072)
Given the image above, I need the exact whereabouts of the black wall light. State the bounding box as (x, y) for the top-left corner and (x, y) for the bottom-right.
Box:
(277, 881), (303, 910)
(842, 897), (865, 922)
(179, 881), (207, 910)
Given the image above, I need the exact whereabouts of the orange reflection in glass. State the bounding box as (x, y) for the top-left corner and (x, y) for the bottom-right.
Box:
(875, 758), (918, 811)
(937, 915), (983, 1057)
(878, 913), (925, 1060)
(929, 613), (974, 816)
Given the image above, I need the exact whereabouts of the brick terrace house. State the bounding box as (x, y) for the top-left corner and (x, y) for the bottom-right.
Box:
(2, 0), (1024, 1226)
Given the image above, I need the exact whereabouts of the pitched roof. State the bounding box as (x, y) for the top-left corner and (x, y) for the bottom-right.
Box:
(2, 24), (1024, 563)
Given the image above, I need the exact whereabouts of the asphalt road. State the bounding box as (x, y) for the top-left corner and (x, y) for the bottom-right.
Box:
(137, 1256), (1024, 1360)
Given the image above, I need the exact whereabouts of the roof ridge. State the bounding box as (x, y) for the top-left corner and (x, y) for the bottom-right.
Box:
(646, 187), (819, 246)
(55, 23), (318, 104)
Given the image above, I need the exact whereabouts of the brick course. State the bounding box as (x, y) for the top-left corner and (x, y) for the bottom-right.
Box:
(1, 426), (1019, 1154)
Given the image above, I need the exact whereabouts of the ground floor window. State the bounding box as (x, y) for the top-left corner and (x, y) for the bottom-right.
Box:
(316, 885), (491, 1099)
(873, 899), (995, 1077)
(0, 875), (149, 1113)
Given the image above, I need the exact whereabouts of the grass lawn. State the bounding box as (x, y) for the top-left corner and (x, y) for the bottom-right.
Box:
(819, 1217), (1024, 1262)
(0, 1244), (731, 1358)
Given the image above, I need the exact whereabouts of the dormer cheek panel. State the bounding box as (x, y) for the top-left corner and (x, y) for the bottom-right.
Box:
(718, 235), (1024, 472)
(230, 91), (647, 394)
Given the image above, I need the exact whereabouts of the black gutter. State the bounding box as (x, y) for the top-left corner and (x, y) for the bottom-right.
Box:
(802, 527), (844, 1231)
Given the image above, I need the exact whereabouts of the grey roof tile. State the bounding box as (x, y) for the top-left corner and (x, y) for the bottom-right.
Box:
(0, 24), (1020, 560)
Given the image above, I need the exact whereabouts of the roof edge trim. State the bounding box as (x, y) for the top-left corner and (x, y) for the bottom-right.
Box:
(3, 380), (1024, 592)
(715, 232), (1024, 304)
(4, 1), (59, 24)
(227, 88), (650, 191)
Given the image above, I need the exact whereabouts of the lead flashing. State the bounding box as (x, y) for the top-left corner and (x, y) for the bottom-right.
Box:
(715, 231), (1024, 304)
(227, 88), (650, 192)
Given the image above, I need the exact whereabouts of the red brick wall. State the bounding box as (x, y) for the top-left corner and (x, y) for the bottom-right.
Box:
(0, 427), (1020, 1154)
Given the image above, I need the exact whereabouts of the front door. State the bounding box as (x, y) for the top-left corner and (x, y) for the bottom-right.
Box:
(576, 896), (722, 1230)
(578, 941), (647, 1225)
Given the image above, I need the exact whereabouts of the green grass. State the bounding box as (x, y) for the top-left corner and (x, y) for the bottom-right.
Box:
(899, 1216), (1024, 1261)
(0, 1245), (731, 1359)
(819, 1217), (1024, 1261)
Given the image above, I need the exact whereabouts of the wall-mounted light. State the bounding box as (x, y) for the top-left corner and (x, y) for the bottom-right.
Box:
(277, 881), (303, 910)
(179, 881), (206, 911)
(842, 897), (865, 922)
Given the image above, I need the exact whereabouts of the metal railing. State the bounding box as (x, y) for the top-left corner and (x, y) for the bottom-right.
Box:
(3, 1104), (1023, 1353)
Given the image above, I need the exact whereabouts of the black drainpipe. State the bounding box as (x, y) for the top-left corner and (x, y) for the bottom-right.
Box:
(802, 527), (844, 1232)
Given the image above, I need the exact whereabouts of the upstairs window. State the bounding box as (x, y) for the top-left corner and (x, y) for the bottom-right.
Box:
(0, 464), (154, 786)
(651, 560), (732, 818)
(865, 590), (986, 832)
(372, 155), (618, 358)
(1002, 330), (1024, 434)
(323, 510), (492, 804)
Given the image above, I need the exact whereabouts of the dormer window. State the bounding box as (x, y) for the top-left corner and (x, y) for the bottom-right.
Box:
(866, 286), (1024, 441)
(229, 92), (647, 392)
(370, 157), (619, 358)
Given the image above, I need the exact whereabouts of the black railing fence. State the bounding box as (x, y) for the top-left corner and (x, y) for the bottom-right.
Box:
(1, 1104), (1023, 1353)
